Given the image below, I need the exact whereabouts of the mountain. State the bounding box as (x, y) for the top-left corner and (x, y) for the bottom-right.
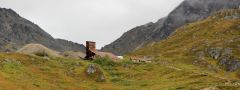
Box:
(102, 0), (240, 55)
(1, 10), (240, 89)
(130, 9), (240, 72)
(0, 8), (85, 52)
(0, 10), (240, 90)
(102, 18), (166, 56)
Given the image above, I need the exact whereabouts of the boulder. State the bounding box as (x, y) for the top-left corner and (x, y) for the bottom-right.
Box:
(86, 64), (106, 82)
(86, 64), (96, 75)
(218, 55), (240, 72)
(207, 47), (222, 59)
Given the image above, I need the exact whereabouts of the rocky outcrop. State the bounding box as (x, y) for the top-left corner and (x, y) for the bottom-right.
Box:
(218, 55), (240, 72)
(0, 8), (85, 52)
(86, 64), (106, 82)
(206, 47), (240, 72)
(207, 47), (222, 59)
(102, 0), (240, 55)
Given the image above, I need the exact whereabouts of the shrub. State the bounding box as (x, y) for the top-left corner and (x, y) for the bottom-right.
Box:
(111, 76), (122, 83)
(1, 59), (24, 75)
(121, 60), (134, 65)
(93, 57), (118, 67)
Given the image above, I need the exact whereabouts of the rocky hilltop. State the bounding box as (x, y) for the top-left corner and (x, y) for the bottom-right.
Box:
(102, 0), (240, 55)
(0, 8), (85, 52)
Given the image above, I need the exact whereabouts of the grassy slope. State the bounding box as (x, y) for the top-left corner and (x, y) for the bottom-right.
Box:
(0, 53), (121, 90)
(131, 9), (240, 58)
(0, 53), (234, 90)
(128, 9), (240, 89)
(1, 10), (240, 90)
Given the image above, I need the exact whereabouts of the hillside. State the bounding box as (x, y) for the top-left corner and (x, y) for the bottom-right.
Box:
(2, 1), (240, 90)
(1, 10), (240, 89)
(129, 9), (240, 79)
(0, 8), (85, 52)
(102, 0), (240, 55)
(102, 18), (166, 55)
(1, 53), (240, 90)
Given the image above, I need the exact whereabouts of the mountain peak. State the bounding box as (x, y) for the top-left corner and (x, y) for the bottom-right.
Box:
(102, 0), (240, 55)
(0, 8), (85, 52)
(0, 8), (20, 18)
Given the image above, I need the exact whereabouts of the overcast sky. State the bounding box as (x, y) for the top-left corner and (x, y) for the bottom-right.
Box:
(0, 0), (184, 49)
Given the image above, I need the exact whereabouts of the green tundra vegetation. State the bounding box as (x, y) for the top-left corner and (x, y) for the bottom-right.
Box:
(0, 9), (240, 90)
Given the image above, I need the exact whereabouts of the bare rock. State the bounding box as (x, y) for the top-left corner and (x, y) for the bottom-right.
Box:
(218, 55), (240, 72)
(207, 47), (222, 59)
(86, 64), (96, 75)
(0, 8), (85, 53)
(86, 64), (106, 82)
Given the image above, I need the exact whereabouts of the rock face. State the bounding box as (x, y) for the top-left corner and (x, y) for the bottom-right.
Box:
(102, 0), (240, 55)
(0, 8), (85, 52)
(206, 47), (240, 72)
(218, 55), (240, 72)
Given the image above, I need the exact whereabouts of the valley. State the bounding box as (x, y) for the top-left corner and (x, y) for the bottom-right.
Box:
(0, 0), (240, 90)
(0, 9), (240, 90)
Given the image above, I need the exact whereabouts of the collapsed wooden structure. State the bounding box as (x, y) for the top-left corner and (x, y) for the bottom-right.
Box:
(85, 41), (117, 60)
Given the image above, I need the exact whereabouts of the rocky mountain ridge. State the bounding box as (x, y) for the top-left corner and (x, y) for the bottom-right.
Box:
(0, 8), (85, 52)
(102, 0), (240, 55)
(130, 9), (240, 72)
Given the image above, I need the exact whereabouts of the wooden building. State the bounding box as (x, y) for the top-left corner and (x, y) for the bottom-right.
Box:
(85, 41), (117, 60)
(85, 41), (96, 60)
